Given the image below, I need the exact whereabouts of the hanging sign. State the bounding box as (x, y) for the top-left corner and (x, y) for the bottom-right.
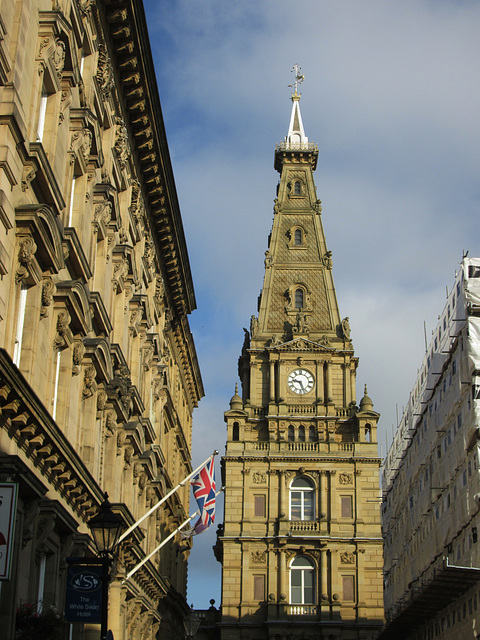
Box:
(65, 564), (103, 623)
(0, 482), (18, 580)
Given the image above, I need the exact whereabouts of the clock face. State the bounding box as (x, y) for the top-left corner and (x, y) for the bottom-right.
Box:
(287, 369), (314, 395)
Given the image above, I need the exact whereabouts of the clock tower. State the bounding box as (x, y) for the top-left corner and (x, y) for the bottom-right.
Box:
(215, 70), (384, 640)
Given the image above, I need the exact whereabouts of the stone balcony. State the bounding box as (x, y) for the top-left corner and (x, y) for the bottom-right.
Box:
(247, 440), (375, 456)
(266, 601), (342, 622)
(287, 605), (318, 616)
(278, 519), (328, 536)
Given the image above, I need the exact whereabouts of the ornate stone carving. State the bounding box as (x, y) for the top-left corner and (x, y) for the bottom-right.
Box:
(144, 234), (155, 269)
(252, 472), (267, 485)
(142, 343), (154, 371)
(109, 8), (128, 22)
(129, 307), (143, 336)
(59, 88), (72, 123)
(116, 429), (126, 452)
(39, 36), (51, 58)
(126, 599), (142, 631)
(339, 473), (353, 485)
(250, 315), (258, 338)
(251, 550), (267, 564)
(108, 365), (133, 416)
(322, 250), (333, 269)
(53, 311), (70, 349)
(72, 339), (85, 375)
(138, 473), (147, 491)
(82, 364), (97, 398)
(130, 179), (146, 223)
(40, 277), (54, 318)
(96, 43), (114, 96)
(36, 513), (56, 555)
(78, 0), (94, 15)
(97, 388), (108, 412)
(286, 339), (311, 351)
(93, 200), (112, 232)
(124, 445), (134, 468)
(105, 410), (116, 436)
(154, 273), (164, 304)
(340, 551), (355, 565)
(53, 38), (66, 77)
(112, 256), (127, 291)
(292, 312), (309, 335)
(21, 162), (36, 192)
(114, 119), (129, 170)
(82, 128), (93, 161)
(341, 317), (351, 340)
(70, 128), (93, 163)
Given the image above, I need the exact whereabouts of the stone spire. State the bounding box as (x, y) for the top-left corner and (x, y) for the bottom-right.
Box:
(254, 74), (340, 347)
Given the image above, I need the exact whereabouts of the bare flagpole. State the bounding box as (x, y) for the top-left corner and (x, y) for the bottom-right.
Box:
(117, 450), (218, 545)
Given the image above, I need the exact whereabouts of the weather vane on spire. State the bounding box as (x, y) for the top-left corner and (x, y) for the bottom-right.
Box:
(288, 64), (305, 95)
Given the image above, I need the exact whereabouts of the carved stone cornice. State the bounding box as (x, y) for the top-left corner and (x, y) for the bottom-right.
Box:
(276, 337), (335, 353)
(101, 0), (197, 319)
(0, 349), (104, 519)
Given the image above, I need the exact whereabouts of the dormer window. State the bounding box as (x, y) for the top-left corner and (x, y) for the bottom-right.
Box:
(294, 229), (302, 245)
(294, 181), (301, 195)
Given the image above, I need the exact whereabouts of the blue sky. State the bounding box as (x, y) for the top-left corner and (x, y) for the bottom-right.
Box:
(143, 0), (480, 608)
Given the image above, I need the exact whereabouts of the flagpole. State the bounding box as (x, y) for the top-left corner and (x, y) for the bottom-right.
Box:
(122, 512), (196, 584)
(122, 487), (224, 584)
(118, 450), (218, 544)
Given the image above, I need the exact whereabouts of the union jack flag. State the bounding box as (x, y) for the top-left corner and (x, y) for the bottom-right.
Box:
(190, 458), (216, 536)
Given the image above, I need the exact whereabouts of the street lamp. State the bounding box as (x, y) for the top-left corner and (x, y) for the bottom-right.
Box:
(88, 493), (124, 640)
(183, 606), (200, 639)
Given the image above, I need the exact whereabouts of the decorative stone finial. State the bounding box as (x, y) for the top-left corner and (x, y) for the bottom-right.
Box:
(229, 384), (243, 411)
(359, 385), (373, 411)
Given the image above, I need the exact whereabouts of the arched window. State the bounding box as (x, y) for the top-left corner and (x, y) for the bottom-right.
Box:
(294, 228), (302, 245)
(290, 556), (315, 604)
(232, 422), (239, 441)
(298, 425), (305, 442)
(308, 426), (316, 441)
(290, 477), (314, 520)
(288, 425), (295, 441)
(295, 288), (304, 309)
(365, 424), (371, 442)
(294, 181), (301, 195)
